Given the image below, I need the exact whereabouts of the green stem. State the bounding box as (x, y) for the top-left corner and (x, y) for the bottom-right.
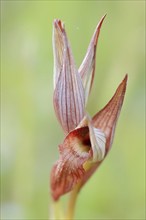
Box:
(65, 162), (93, 219)
(50, 199), (64, 220)
(66, 182), (81, 220)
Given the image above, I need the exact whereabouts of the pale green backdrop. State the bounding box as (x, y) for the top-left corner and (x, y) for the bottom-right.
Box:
(1, 1), (145, 219)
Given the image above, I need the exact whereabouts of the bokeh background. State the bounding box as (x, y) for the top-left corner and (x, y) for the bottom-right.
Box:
(1, 1), (145, 219)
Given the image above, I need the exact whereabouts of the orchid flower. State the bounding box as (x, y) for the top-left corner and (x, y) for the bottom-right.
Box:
(51, 15), (128, 212)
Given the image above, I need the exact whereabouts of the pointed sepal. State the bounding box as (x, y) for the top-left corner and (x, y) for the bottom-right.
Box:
(78, 75), (128, 190)
(53, 19), (85, 134)
(93, 74), (128, 152)
(79, 15), (106, 104)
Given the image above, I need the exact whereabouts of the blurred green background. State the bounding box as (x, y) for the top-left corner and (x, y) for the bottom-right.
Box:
(1, 1), (145, 219)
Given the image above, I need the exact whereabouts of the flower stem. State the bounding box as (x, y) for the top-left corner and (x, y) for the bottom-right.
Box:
(66, 182), (81, 220)
(50, 199), (65, 220)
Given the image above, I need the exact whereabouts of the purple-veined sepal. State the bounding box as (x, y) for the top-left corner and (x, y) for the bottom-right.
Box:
(80, 74), (128, 188)
(79, 15), (106, 105)
(53, 19), (85, 134)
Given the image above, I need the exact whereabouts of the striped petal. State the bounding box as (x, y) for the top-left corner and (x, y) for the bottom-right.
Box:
(53, 20), (85, 134)
(79, 15), (106, 104)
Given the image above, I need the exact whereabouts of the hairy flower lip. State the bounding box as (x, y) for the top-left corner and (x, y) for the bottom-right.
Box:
(51, 125), (92, 201)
